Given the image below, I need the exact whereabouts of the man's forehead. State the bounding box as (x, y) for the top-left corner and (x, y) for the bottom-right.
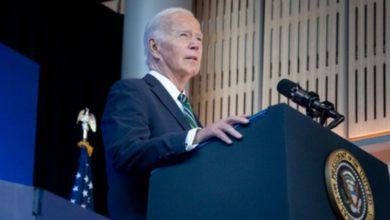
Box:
(172, 27), (203, 35)
(168, 15), (202, 33)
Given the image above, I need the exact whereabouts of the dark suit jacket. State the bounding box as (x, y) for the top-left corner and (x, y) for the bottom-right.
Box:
(101, 74), (201, 220)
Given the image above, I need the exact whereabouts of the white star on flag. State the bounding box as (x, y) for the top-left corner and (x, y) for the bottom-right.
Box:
(69, 147), (94, 209)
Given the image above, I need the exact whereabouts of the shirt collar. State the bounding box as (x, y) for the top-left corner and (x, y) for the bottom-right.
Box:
(148, 70), (184, 101)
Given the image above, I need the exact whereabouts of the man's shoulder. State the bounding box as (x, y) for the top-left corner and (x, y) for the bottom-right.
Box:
(110, 77), (149, 93)
(113, 77), (146, 87)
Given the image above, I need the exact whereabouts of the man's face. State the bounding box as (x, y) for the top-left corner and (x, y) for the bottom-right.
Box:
(156, 12), (203, 79)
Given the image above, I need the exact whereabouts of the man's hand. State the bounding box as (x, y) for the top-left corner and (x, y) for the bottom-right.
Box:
(194, 116), (250, 144)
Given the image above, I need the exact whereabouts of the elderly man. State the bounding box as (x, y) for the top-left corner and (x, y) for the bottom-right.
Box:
(102, 8), (249, 219)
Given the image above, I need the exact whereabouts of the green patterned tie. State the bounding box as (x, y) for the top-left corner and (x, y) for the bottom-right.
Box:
(178, 93), (198, 128)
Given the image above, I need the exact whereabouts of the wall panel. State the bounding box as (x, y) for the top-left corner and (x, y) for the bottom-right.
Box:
(192, 0), (262, 126)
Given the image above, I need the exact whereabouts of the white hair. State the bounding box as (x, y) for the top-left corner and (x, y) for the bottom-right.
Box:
(143, 7), (194, 68)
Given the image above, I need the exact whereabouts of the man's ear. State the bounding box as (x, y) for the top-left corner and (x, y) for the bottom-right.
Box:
(149, 38), (160, 60)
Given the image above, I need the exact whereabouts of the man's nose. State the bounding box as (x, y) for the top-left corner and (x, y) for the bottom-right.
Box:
(189, 40), (201, 51)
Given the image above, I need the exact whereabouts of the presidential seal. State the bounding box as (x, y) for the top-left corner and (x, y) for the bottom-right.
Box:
(325, 149), (374, 220)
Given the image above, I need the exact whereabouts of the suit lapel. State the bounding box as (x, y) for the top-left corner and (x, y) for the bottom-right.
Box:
(143, 74), (191, 130)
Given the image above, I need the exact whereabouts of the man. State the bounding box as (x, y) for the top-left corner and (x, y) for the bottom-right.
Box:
(102, 8), (249, 220)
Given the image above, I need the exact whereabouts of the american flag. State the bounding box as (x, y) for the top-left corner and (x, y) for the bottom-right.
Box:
(69, 146), (94, 209)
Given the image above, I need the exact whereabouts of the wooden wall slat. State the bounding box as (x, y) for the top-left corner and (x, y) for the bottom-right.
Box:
(262, 0), (348, 137)
(192, 0), (389, 139)
(348, 0), (390, 138)
(192, 0), (262, 126)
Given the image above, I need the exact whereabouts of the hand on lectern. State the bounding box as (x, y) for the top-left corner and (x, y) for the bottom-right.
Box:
(194, 115), (249, 144)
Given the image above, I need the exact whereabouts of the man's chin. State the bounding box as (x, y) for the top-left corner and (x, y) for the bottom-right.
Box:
(190, 70), (200, 77)
(183, 68), (200, 76)
(177, 67), (200, 79)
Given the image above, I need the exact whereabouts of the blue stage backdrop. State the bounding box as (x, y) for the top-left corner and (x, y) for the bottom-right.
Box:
(0, 43), (39, 186)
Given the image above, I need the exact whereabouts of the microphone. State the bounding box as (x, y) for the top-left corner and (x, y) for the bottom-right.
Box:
(277, 79), (344, 129)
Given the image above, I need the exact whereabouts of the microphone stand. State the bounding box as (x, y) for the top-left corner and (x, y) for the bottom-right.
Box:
(304, 97), (345, 129)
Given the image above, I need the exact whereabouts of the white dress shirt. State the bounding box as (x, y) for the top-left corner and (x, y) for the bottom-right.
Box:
(148, 70), (199, 151)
